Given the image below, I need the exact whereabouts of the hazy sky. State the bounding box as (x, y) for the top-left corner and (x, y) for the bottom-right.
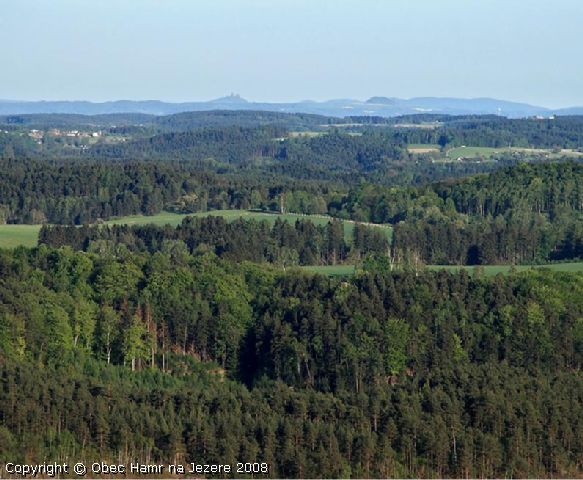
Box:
(1, 0), (582, 107)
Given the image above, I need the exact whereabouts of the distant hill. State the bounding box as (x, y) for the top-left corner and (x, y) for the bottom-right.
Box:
(208, 93), (248, 104)
(0, 95), (581, 118)
(366, 97), (397, 105)
(0, 110), (338, 131)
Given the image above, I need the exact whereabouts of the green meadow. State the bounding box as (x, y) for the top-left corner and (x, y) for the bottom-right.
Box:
(406, 144), (583, 161)
(300, 264), (357, 276)
(0, 224), (43, 248)
(446, 146), (504, 159)
(445, 146), (583, 160)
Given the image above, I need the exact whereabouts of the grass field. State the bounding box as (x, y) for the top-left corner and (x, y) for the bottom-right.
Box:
(0, 213), (193, 249)
(406, 144), (505, 160)
(445, 145), (583, 160)
(404, 144), (583, 161)
(0, 210), (392, 249)
(0, 224), (42, 248)
(446, 146), (506, 159)
(300, 264), (357, 276)
(407, 144), (440, 153)
(301, 262), (583, 277)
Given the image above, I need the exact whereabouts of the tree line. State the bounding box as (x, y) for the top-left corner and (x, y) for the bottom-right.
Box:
(337, 162), (583, 264)
(38, 217), (390, 266)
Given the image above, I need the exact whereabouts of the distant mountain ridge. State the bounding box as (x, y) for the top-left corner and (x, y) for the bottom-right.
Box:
(0, 95), (580, 118)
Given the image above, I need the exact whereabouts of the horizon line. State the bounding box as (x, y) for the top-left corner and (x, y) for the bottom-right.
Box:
(1, 95), (581, 110)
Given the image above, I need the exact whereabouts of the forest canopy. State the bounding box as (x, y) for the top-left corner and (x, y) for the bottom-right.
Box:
(1, 245), (583, 477)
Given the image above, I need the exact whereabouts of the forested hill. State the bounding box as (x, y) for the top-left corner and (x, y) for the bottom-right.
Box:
(90, 126), (288, 162)
(1, 246), (583, 477)
(391, 115), (583, 149)
(83, 117), (583, 180)
(350, 162), (583, 265)
(0, 110), (337, 131)
(2, 158), (583, 268)
(3, 110), (583, 141)
(89, 128), (410, 179)
(2, 113), (583, 192)
(340, 162), (583, 223)
(433, 162), (583, 217)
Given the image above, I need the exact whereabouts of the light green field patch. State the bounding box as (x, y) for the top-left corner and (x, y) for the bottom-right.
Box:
(445, 146), (583, 160)
(407, 144), (440, 153)
(300, 264), (357, 276)
(557, 148), (583, 157)
(0, 224), (42, 248)
(446, 146), (507, 159)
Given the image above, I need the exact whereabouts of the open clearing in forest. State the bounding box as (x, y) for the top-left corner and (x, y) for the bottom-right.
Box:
(446, 146), (504, 159)
(288, 131), (325, 138)
(407, 144), (440, 153)
(300, 264), (357, 276)
(406, 144), (583, 160)
(301, 262), (583, 277)
(0, 210), (392, 248)
(445, 146), (583, 160)
(0, 224), (42, 248)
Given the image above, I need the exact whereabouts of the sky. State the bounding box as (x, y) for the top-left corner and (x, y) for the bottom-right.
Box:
(1, 0), (582, 108)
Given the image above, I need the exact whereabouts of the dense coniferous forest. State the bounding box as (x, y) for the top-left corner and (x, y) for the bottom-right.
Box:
(38, 217), (390, 266)
(388, 115), (583, 149)
(1, 246), (583, 477)
(333, 162), (583, 264)
(2, 111), (583, 478)
(0, 157), (345, 224)
(0, 110), (339, 131)
(0, 155), (495, 225)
